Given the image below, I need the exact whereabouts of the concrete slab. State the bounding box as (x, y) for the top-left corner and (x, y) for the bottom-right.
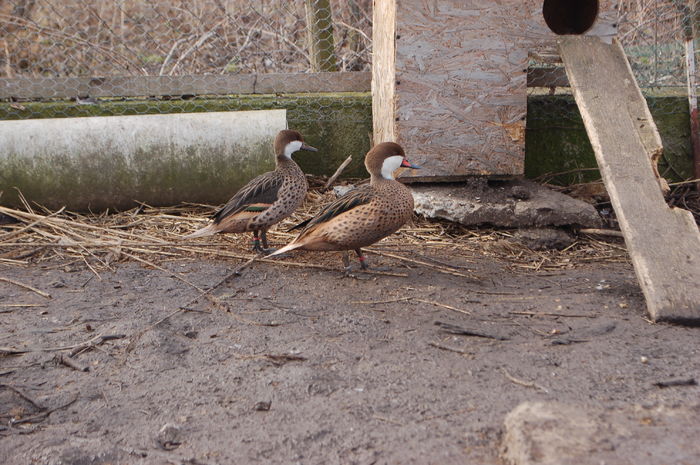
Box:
(410, 179), (602, 228)
(503, 401), (700, 465)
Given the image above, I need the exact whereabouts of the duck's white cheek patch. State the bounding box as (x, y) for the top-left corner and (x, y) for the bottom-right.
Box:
(381, 155), (405, 179)
(284, 140), (303, 158)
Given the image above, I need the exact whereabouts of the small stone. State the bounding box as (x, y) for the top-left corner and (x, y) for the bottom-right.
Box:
(513, 228), (574, 251)
(253, 401), (271, 411)
(511, 185), (530, 200)
(156, 424), (182, 450)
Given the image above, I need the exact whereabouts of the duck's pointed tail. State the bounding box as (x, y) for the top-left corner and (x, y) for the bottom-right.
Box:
(266, 240), (305, 257)
(183, 223), (219, 239)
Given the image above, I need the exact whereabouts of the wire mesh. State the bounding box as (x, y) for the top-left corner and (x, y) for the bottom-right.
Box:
(527, 0), (698, 184)
(0, 0), (373, 176)
(1, 0), (697, 182)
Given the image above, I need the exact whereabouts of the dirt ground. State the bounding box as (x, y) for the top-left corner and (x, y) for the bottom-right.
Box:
(1, 217), (700, 464)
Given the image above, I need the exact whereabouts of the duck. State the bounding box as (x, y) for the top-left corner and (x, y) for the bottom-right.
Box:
(184, 129), (317, 252)
(268, 142), (419, 274)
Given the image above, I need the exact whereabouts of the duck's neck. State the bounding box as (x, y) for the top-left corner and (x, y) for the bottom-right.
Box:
(275, 155), (302, 174)
(275, 154), (295, 167)
(369, 173), (394, 187)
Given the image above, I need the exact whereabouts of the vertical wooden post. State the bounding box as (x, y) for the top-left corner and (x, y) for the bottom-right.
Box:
(371, 0), (397, 146)
(305, 0), (338, 72)
(682, 0), (700, 188)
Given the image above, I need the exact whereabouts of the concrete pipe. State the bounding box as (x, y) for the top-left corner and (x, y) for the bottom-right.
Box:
(0, 109), (287, 211)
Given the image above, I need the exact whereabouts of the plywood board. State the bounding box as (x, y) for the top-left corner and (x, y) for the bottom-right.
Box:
(560, 36), (700, 323)
(372, 0), (617, 179)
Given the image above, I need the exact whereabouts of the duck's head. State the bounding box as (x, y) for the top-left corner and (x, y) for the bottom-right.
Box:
(365, 142), (420, 180)
(274, 129), (318, 159)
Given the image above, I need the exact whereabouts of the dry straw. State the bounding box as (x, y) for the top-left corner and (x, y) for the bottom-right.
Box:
(0, 185), (634, 279)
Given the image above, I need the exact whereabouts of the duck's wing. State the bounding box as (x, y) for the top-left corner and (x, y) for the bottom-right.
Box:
(212, 171), (283, 223)
(289, 184), (375, 233)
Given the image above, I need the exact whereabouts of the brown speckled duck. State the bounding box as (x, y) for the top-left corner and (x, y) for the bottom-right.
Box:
(185, 129), (317, 252)
(269, 142), (419, 273)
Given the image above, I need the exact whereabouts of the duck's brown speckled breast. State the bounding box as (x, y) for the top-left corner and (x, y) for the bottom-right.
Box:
(319, 180), (414, 250)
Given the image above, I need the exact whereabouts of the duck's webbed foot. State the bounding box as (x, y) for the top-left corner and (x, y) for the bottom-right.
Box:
(340, 251), (371, 279)
(258, 230), (280, 254)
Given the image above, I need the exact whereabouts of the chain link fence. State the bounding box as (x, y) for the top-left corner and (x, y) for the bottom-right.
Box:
(0, 0), (373, 176)
(1, 0), (697, 182)
(528, 0), (698, 184)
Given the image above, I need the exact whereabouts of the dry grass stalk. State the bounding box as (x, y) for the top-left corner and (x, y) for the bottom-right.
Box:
(0, 187), (632, 278)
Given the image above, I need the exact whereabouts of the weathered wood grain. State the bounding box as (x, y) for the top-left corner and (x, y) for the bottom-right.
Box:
(0, 72), (371, 99)
(372, 0), (617, 179)
(371, 0), (397, 145)
(560, 36), (700, 323)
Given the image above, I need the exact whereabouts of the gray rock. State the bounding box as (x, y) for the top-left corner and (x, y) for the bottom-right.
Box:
(411, 179), (601, 228)
(514, 228), (574, 250)
(503, 401), (700, 465)
(333, 184), (356, 197)
(157, 423), (183, 450)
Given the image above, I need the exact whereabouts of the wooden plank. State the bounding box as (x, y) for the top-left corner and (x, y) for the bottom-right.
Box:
(0, 66), (563, 101)
(389, 0), (532, 178)
(559, 36), (700, 323)
(0, 72), (371, 99)
(371, 0), (397, 145)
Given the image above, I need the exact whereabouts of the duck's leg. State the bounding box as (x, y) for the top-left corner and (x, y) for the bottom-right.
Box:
(251, 230), (264, 253)
(355, 248), (391, 272)
(260, 229), (278, 254)
(355, 249), (369, 270)
(341, 250), (370, 279)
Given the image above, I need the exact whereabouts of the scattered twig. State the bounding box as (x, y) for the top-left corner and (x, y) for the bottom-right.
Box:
(654, 378), (697, 388)
(414, 298), (471, 315)
(0, 383), (44, 410)
(0, 304), (46, 308)
(56, 354), (89, 372)
(0, 346), (29, 356)
(367, 249), (477, 279)
(434, 321), (509, 340)
(10, 394), (79, 426)
(509, 311), (597, 319)
(501, 367), (549, 393)
(0, 277), (51, 299)
(323, 156), (353, 190)
(372, 415), (404, 426)
(350, 297), (412, 305)
(168, 19), (226, 75)
(67, 333), (126, 356)
(1, 333), (128, 356)
(235, 353), (307, 366)
(668, 177), (700, 187)
(0, 206), (65, 242)
(579, 228), (624, 238)
(428, 342), (473, 356)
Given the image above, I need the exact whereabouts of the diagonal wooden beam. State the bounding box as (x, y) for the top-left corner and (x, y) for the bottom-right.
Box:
(559, 36), (700, 324)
